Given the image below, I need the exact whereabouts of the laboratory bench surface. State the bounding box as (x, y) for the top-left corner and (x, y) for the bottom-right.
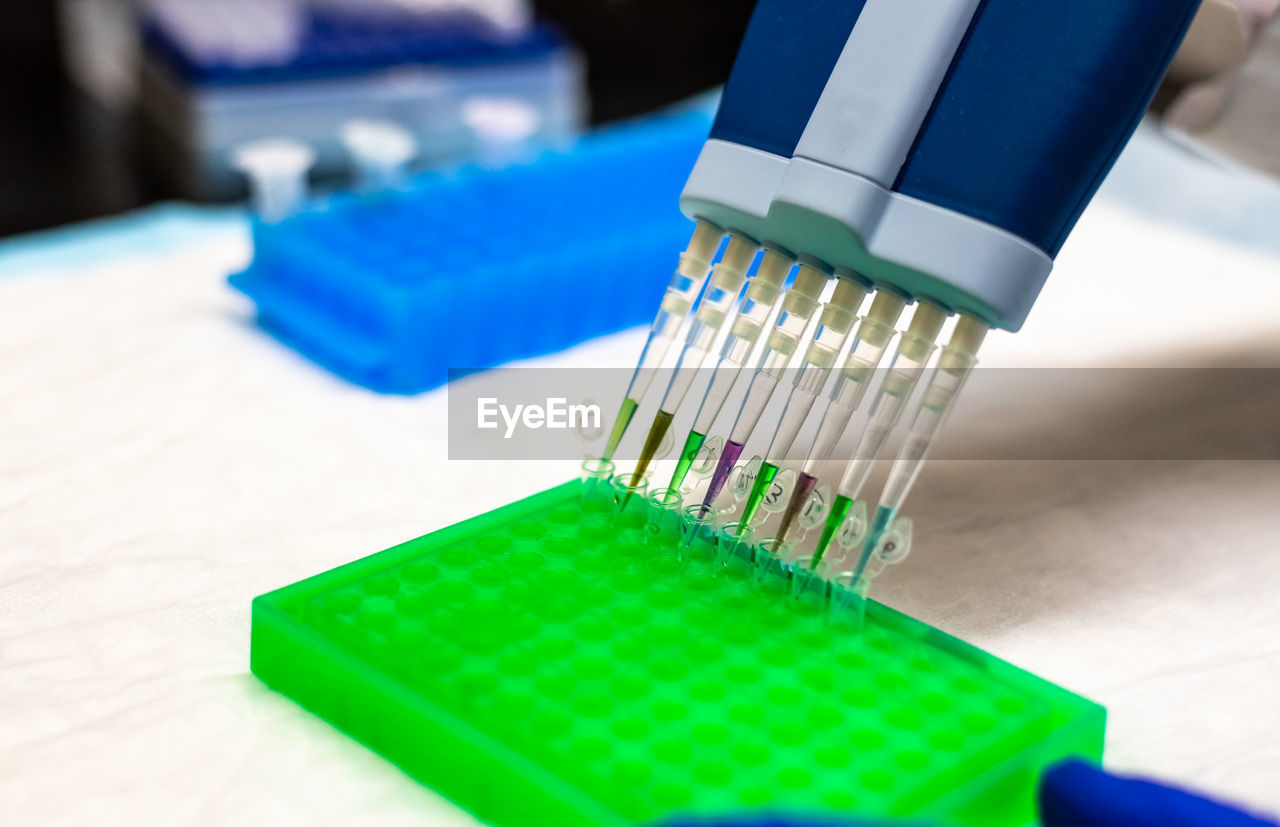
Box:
(2, 126), (1280, 825)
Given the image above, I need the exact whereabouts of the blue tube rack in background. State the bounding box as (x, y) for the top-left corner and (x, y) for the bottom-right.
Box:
(230, 112), (710, 393)
(142, 3), (569, 86)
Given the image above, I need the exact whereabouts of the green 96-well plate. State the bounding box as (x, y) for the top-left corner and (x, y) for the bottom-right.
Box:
(251, 481), (1104, 826)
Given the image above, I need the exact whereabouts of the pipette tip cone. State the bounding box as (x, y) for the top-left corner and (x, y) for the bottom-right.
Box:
(629, 409), (674, 498)
(700, 439), (745, 513)
(809, 494), (850, 569)
(811, 526), (836, 569)
(775, 471), (818, 549)
(737, 461), (777, 532)
(852, 506), (896, 583)
(602, 396), (640, 462)
(667, 429), (705, 493)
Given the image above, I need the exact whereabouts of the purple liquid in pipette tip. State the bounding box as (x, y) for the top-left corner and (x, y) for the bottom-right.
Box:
(776, 470), (819, 544)
(700, 439), (745, 513)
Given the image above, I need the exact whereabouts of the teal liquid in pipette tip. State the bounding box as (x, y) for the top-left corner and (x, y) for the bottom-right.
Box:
(854, 504), (898, 580)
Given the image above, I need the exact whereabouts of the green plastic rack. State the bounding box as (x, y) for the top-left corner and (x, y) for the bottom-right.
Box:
(251, 480), (1104, 826)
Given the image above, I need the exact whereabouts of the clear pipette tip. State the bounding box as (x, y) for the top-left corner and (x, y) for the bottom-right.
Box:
(851, 314), (989, 584)
(599, 221), (725, 461)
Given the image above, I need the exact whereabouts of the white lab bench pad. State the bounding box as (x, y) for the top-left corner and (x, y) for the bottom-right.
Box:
(2, 128), (1280, 824)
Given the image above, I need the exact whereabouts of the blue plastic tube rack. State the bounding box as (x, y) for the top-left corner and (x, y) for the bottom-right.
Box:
(230, 112), (709, 393)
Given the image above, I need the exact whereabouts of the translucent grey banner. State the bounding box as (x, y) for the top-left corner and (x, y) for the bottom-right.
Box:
(446, 367), (1280, 461)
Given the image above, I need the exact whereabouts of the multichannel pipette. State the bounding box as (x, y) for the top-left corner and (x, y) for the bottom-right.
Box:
(600, 220), (725, 461)
(629, 248), (793, 488)
(848, 315), (988, 582)
(736, 289), (907, 530)
(796, 301), (949, 561)
(693, 264), (837, 508)
(605, 0), (1199, 584)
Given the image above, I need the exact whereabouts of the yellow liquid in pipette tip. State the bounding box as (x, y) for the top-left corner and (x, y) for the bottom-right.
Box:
(602, 396), (639, 461)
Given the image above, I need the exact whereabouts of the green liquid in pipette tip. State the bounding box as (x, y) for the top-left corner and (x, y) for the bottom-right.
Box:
(602, 397), (639, 461)
(668, 429), (706, 492)
(812, 493), (853, 568)
(626, 409), (675, 505)
(738, 461), (778, 529)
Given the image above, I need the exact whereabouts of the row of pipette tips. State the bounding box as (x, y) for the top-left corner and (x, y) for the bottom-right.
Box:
(594, 219), (988, 608)
(592, 445), (914, 599)
(578, 456), (890, 629)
